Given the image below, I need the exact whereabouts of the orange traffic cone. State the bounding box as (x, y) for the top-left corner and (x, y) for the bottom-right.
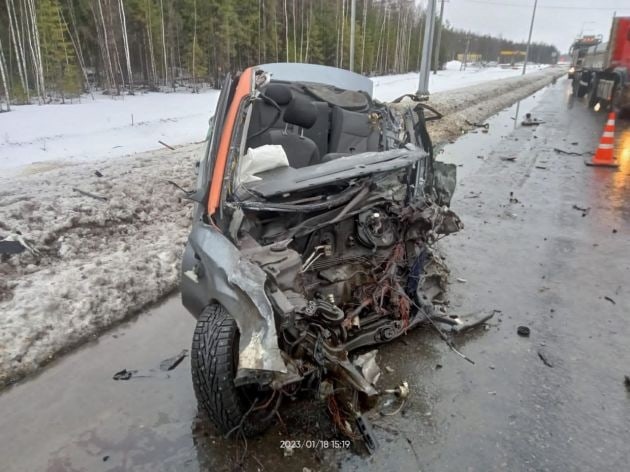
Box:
(586, 112), (619, 167)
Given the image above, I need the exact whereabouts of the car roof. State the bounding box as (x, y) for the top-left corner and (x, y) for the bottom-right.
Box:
(254, 63), (374, 97)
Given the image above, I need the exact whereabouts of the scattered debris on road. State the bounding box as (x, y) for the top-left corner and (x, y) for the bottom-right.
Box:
(465, 119), (490, 129)
(501, 156), (517, 161)
(94, 170), (104, 177)
(517, 326), (531, 337)
(604, 296), (616, 305)
(509, 192), (519, 203)
(624, 376), (630, 391)
(554, 148), (589, 156)
(160, 349), (189, 371)
(537, 350), (553, 368)
(384, 381), (410, 399)
(112, 369), (135, 380)
(381, 381), (410, 417)
(572, 204), (591, 217)
(521, 113), (544, 126)
(353, 350), (381, 387)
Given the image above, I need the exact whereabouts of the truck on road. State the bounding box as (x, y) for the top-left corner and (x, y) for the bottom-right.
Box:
(568, 35), (602, 79)
(573, 16), (630, 114)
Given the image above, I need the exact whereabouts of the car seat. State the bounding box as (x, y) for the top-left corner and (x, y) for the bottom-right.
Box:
(267, 96), (320, 168)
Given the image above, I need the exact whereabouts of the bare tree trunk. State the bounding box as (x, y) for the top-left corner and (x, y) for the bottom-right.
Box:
(374, 5), (386, 75)
(167, 1), (176, 90)
(96, 0), (117, 93)
(160, 0), (168, 85)
(273, 1), (279, 62)
(283, 0), (289, 62)
(339, 0), (345, 68)
(0, 38), (11, 111)
(299, 0), (304, 62)
(118, 0), (133, 88)
(360, 0), (367, 73)
(394, 6), (401, 72)
(7, 0), (29, 100)
(18, 0), (33, 96)
(62, 2), (94, 99)
(335, 0), (340, 67)
(25, 0), (45, 101)
(292, 0), (297, 62)
(261, 0), (267, 62)
(304, 1), (311, 63)
(109, 3), (126, 91)
(383, 6), (390, 73)
(257, 0), (262, 64)
(405, 10), (415, 72)
(192, 0), (197, 90)
(146, 0), (157, 86)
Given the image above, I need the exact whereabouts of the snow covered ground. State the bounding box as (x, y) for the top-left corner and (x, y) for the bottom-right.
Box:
(0, 63), (546, 177)
(0, 91), (219, 177)
(372, 62), (547, 102)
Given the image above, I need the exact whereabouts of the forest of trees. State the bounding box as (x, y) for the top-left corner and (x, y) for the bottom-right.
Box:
(0, 0), (558, 110)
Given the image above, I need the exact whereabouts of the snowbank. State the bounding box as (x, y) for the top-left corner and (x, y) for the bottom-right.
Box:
(0, 90), (219, 176)
(372, 64), (547, 102)
(444, 60), (463, 70)
(0, 66), (565, 387)
(0, 144), (199, 386)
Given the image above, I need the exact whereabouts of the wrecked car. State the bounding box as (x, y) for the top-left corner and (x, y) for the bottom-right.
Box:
(180, 63), (464, 441)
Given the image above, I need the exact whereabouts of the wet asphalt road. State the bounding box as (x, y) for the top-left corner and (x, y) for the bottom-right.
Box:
(1, 78), (629, 472)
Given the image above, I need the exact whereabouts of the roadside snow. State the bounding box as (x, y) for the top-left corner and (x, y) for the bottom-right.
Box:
(372, 64), (547, 102)
(0, 66), (565, 387)
(0, 144), (198, 385)
(1, 65), (546, 176)
(0, 91), (219, 176)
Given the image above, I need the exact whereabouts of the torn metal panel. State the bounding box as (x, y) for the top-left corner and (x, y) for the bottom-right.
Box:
(239, 148), (426, 198)
(182, 224), (287, 376)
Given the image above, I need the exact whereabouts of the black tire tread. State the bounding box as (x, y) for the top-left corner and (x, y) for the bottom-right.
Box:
(190, 303), (272, 436)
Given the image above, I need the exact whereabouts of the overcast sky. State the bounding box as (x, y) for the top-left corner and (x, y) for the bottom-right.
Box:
(439, 0), (630, 53)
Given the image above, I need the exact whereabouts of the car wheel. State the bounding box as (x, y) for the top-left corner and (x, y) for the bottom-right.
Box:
(191, 303), (277, 437)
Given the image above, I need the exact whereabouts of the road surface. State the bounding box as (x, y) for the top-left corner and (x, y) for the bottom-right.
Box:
(0, 78), (628, 472)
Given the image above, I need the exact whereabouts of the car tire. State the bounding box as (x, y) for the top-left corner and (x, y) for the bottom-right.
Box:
(191, 303), (276, 437)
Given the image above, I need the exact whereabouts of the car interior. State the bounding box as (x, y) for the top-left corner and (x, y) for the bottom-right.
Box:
(245, 81), (383, 169)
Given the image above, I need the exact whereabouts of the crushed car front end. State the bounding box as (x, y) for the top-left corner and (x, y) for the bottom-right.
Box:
(180, 63), (464, 440)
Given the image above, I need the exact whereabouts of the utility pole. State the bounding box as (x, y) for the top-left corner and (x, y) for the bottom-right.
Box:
(515, 0), (538, 127)
(417, 0), (437, 97)
(521, 0), (538, 75)
(349, 0), (356, 71)
(433, 0), (445, 74)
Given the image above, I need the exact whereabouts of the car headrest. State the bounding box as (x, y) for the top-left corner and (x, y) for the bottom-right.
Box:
(283, 96), (318, 129)
(264, 84), (292, 106)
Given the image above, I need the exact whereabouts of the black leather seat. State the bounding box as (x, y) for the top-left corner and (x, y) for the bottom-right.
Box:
(328, 106), (380, 154)
(247, 84), (293, 148)
(302, 102), (330, 157)
(267, 96), (320, 168)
